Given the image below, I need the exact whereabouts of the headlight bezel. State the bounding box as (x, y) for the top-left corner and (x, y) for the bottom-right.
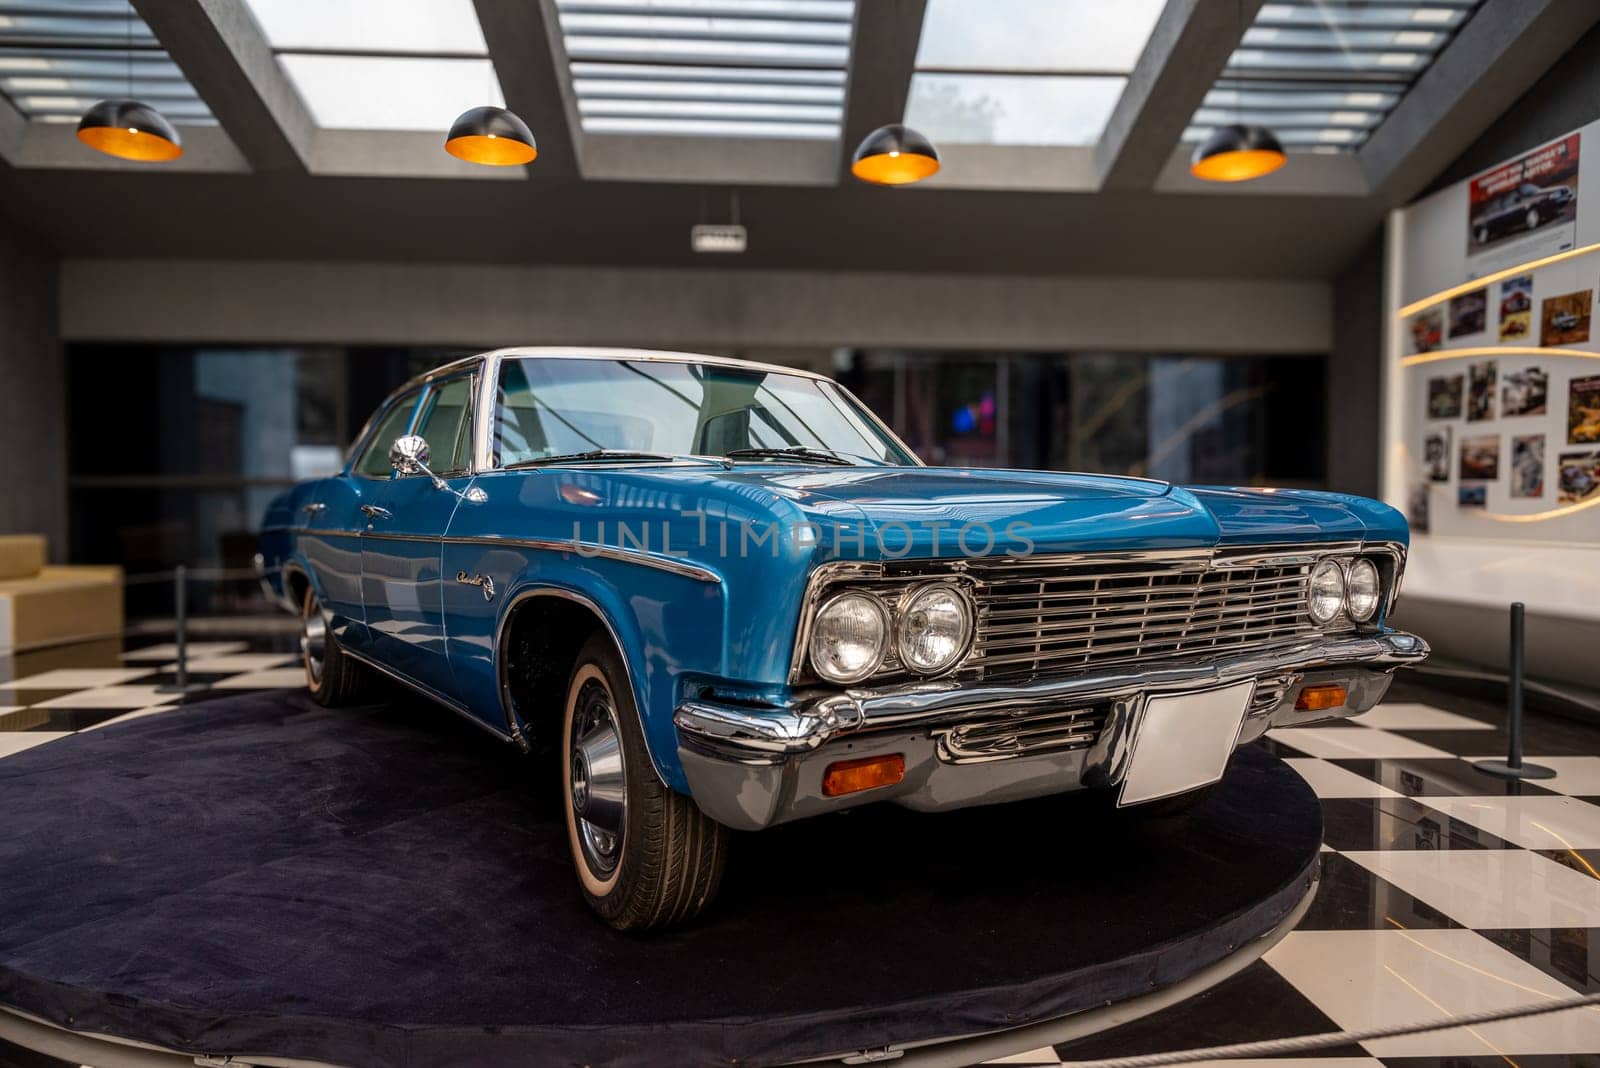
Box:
(1306, 553), (1393, 628)
(896, 581), (976, 677)
(1345, 557), (1382, 623)
(1306, 558), (1347, 625)
(807, 589), (891, 684)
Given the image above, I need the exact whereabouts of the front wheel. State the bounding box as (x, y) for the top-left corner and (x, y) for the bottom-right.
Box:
(1526, 207), (1541, 230)
(562, 633), (728, 930)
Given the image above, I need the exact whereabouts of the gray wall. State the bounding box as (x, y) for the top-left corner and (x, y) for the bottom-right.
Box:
(59, 259), (1332, 354)
(0, 213), (64, 559)
(1327, 232), (1384, 498)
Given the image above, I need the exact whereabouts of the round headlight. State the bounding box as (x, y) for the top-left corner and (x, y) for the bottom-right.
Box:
(809, 592), (889, 684)
(897, 584), (973, 675)
(1346, 558), (1381, 622)
(1307, 559), (1346, 624)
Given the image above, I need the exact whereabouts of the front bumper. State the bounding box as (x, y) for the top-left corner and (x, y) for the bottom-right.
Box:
(674, 630), (1428, 830)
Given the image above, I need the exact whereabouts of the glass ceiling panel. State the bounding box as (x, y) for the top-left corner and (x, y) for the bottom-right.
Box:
(915, 0), (1167, 74)
(278, 55), (501, 132)
(243, 0), (487, 55)
(556, 0), (854, 141)
(904, 0), (1165, 147)
(905, 73), (1125, 147)
(241, 0), (501, 131)
(0, 2), (213, 123)
(1185, 0), (1485, 154)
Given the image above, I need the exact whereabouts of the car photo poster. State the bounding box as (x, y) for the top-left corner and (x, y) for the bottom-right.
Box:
(1467, 132), (1579, 267)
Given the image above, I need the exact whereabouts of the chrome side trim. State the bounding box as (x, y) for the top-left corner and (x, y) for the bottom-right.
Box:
(283, 528), (720, 584)
(493, 586), (668, 785)
(341, 645), (513, 744)
(441, 533), (722, 584)
(341, 530), (718, 583)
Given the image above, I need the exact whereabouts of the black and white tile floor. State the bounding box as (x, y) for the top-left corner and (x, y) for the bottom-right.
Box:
(3, 629), (1599, 1067)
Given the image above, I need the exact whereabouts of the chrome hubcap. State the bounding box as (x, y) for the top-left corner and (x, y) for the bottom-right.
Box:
(301, 598), (327, 685)
(570, 678), (626, 877)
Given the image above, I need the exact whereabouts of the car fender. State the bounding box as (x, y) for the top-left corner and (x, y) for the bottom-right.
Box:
(492, 567), (717, 792)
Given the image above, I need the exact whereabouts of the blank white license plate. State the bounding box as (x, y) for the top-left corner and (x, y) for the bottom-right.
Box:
(1117, 681), (1255, 807)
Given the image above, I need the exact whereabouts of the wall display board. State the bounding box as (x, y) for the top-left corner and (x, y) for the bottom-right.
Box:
(1385, 123), (1600, 624)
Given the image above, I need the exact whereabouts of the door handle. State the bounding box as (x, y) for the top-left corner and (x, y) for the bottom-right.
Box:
(301, 502), (326, 515)
(359, 504), (393, 520)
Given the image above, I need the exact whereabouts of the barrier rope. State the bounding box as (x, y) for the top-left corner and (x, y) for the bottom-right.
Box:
(1061, 990), (1600, 1067)
(123, 565), (281, 587)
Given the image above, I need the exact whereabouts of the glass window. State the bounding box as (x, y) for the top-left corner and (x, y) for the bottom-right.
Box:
(915, 0), (1166, 73)
(905, 72), (1126, 147)
(554, 1), (857, 142)
(276, 55), (502, 131)
(244, 0), (488, 54)
(494, 357), (912, 466)
(413, 376), (475, 476)
(357, 388), (422, 478)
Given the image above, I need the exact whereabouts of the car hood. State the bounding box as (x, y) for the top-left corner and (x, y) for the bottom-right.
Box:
(590, 465), (1405, 559)
(521, 463), (1401, 565)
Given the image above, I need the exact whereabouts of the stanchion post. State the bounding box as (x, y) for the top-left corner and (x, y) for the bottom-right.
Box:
(156, 565), (206, 696)
(1476, 602), (1555, 780)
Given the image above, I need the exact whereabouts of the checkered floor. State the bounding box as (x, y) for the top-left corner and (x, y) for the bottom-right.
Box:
(3, 628), (1599, 1067)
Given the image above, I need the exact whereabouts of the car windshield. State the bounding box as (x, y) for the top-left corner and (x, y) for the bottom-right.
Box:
(493, 357), (916, 468)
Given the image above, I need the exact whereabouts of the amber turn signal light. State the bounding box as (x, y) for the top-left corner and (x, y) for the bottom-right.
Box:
(1295, 684), (1348, 712)
(822, 754), (905, 797)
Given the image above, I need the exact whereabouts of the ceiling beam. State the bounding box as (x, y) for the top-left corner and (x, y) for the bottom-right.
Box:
(836, 0), (927, 181)
(1361, 0), (1600, 207)
(473, 0), (581, 179)
(130, 0), (314, 173)
(0, 93), (22, 167)
(1095, 0), (1265, 191)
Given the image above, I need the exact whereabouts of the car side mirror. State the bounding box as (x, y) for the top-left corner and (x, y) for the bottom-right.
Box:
(389, 434), (431, 476)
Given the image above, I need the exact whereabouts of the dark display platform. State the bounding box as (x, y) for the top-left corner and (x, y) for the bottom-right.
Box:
(0, 691), (1322, 1068)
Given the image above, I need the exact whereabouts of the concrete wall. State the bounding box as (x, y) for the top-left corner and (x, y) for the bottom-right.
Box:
(1327, 232), (1385, 498)
(0, 214), (64, 559)
(59, 259), (1332, 354)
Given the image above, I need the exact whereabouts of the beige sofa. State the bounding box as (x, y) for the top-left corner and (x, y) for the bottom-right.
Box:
(0, 535), (124, 652)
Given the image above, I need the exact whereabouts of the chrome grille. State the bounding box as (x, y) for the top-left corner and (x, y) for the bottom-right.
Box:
(935, 704), (1108, 763)
(963, 550), (1346, 681)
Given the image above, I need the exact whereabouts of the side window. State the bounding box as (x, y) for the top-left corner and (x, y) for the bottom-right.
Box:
(355, 389), (422, 478)
(413, 377), (474, 476)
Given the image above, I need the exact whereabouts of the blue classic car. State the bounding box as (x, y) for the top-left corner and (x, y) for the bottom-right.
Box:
(260, 348), (1427, 929)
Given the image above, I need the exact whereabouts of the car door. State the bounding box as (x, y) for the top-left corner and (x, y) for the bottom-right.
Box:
(303, 388), (425, 651)
(358, 373), (478, 696)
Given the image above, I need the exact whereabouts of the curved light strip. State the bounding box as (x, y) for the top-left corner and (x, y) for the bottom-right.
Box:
(1474, 496), (1600, 523)
(1399, 344), (1600, 367)
(1396, 241), (1600, 319)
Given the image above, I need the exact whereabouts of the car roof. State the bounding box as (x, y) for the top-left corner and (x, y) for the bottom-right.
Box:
(391, 347), (831, 399)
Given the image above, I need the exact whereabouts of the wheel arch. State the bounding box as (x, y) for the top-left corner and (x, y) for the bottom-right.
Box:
(281, 559), (314, 613)
(494, 584), (668, 786)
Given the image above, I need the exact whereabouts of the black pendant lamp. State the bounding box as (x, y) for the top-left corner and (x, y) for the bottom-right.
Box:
(850, 123), (940, 186)
(445, 105), (537, 166)
(1190, 123), (1286, 182)
(77, 98), (183, 162)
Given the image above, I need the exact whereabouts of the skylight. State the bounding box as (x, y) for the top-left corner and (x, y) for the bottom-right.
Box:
(242, 0), (503, 131)
(904, 0), (1166, 147)
(556, 0), (855, 140)
(0, 1), (213, 125)
(1183, 0), (1485, 154)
